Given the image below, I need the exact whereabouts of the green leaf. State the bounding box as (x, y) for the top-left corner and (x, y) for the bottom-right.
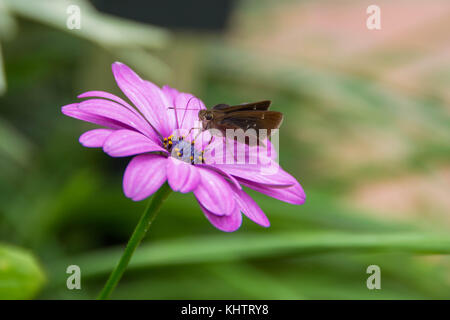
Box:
(0, 243), (46, 299)
(3, 0), (169, 48)
(49, 231), (450, 282)
(3, 0), (171, 82)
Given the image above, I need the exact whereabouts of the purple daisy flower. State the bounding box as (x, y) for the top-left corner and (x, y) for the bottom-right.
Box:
(62, 62), (305, 232)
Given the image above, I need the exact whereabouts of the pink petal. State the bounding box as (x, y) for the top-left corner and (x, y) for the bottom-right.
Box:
(199, 202), (242, 232)
(78, 99), (159, 142)
(79, 129), (114, 148)
(212, 139), (275, 166)
(162, 85), (180, 105)
(103, 129), (167, 157)
(123, 154), (167, 201)
(161, 85), (206, 131)
(171, 93), (205, 130)
(62, 103), (129, 130)
(234, 187), (270, 227)
(203, 138), (288, 186)
(239, 179), (306, 205)
(111, 62), (175, 137)
(195, 163), (242, 190)
(187, 129), (212, 150)
(214, 161), (295, 187)
(192, 127), (214, 150)
(202, 136), (229, 165)
(77, 91), (137, 114)
(166, 157), (200, 193)
(193, 167), (236, 216)
(247, 140), (278, 160)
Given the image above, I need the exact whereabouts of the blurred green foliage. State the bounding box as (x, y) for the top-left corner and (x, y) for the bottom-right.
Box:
(0, 243), (45, 299)
(0, 0), (449, 299)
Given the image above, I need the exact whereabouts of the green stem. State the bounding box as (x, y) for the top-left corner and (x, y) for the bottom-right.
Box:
(97, 183), (172, 300)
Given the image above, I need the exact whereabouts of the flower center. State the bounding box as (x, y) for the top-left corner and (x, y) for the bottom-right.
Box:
(163, 135), (204, 164)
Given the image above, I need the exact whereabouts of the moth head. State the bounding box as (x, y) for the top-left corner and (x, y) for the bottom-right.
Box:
(198, 110), (214, 121)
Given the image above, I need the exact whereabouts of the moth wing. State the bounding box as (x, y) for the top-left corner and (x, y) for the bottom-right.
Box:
(218, 111), (282, 131)
(212, 103), (230, 111)
(212, 100), (272, 112)
(214, 111), (283, 146)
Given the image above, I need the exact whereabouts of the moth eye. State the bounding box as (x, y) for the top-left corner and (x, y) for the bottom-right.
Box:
(205, 114), (213, 120)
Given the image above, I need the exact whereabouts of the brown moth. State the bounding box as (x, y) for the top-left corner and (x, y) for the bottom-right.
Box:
(197, 100), (283, 146)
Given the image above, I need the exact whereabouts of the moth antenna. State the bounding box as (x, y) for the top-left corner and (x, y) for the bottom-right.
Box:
(167, 107), (199, 110)
(167, 107), (201, 111)
(182, 96), (199, 127)
(172, 104), (180, 129)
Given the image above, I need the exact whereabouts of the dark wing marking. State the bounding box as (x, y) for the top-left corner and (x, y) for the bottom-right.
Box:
(207, 110), (282, 146)
(214, 110), (283, 143)
(229, 100), (272, 111)
(212, 100), (272, 112)
(212, 103), (230, 110)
